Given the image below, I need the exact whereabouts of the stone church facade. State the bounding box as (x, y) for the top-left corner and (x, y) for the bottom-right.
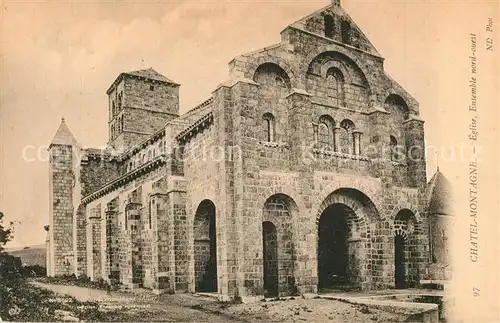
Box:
(45, 0), (451, 302)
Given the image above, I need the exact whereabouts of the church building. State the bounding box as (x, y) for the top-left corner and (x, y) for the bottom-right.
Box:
(45, 0), (452, 302)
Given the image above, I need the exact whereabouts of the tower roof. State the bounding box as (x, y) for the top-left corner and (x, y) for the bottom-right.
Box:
(427, 170), (453, 215)
(49, 117), (78, 147)
(106, 67), (179, 94)
(124, 68), (178, 85)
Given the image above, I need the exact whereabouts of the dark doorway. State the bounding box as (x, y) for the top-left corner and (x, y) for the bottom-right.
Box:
(262, 221), (279, 297)
(318, 204), (350, 291)
(194, 200), (217, 292)
(394, 235), (406, 289)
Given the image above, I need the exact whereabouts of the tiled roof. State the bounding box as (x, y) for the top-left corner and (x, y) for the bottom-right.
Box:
(50, 117), (77, 146)
(428, 170), (453, 215)
(124, 68), (179, 85)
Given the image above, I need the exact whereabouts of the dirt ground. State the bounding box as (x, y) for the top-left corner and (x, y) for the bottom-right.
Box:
(204, 297), (408, 323)
(33, 282), (409, 322)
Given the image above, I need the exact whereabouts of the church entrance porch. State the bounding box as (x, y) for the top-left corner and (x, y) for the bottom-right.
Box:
(315, 188), (380, 292)
(317, 204), (358, 291)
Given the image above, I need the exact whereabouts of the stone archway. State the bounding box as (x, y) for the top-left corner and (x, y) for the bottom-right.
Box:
(393, 209), (418, 289)
(394, 233), (406, 289)
(262, 221), (279, 297)
(193, 199), (217, 293)
(316, 188), (379, 292)
(318, 203), (352, 289)
(262, 193), (298, 297)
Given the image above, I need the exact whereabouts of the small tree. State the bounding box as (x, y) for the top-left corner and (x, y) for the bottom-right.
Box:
(0, 211), (13, 253)
(0, 212), (21, 280)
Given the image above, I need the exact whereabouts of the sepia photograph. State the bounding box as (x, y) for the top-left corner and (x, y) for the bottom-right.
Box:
(0, 0), (498, 322)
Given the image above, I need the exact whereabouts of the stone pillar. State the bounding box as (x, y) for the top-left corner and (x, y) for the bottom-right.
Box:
(120, 201), (142, 290)
(74, 205), (87, 277)
(212, 84), (235, 301)
(312, 123), (318, 145)
(366, 108), (391, 179)
(151, 187), (175, 294)
(333, 126), (341, 152)
(89, 212), (101, 281)
(287, 89), (317, 295)
(403, 116), (426, 188)
(353, 130), (362, 155)
(105, 208), (119, 284)
(221, 80), (261, 301)
(129, 205), (143, 289)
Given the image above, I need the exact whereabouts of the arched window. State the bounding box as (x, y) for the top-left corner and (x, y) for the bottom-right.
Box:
(317, 115), (335, 149)
(327, 68), (346, 107)
(324, 15), (334, 38)
(384, 94), (410, 121)
(318, 123), (330, 148)
(142, 154), (145, 165)
(129, 162), (133, 171)
(121, 116), (124, 132)
(263, 113), (276, 142)
(341, 21), (351, 44)
(153, 149), (156, 158)
(340, 119), (355, 154)
(390, 135), (398, 161)
(147, 150), (152, 161)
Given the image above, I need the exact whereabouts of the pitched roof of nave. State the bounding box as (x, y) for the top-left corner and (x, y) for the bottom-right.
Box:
(256, 0), (382, 57)
(427, 170), (453, 216)
(49, 117), (78, 147)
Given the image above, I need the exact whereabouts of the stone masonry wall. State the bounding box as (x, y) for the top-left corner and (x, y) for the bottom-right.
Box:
(80, 154), (121, 197)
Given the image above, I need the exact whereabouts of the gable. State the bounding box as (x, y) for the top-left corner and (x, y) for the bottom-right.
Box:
(288, 3), (381, 57)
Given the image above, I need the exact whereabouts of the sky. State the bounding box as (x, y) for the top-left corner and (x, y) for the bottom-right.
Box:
(0, 0), (497, 247)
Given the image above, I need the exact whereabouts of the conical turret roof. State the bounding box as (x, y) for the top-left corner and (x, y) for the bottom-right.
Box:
(49, 117), (78, 147)
(427, 170), (453, 215)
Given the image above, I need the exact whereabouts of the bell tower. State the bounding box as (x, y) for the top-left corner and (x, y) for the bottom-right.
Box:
(48, 117), (78, 276)
(106, 68), (180, 152)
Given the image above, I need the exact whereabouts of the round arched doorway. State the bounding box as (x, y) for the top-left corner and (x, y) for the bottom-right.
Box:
(261, 193), (297, 297)
(193, 200), (217, 293)
(316, 188), (379, 292)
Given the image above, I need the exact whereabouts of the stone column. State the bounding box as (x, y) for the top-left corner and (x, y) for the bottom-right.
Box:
(333, 126), (341, 152)
(403, 116), (426, 188)
(353, 130), (362, 155)
(122, 202), (142, 290)
(74, 205), (87, 277)
(105, 208), (119, 284)
(89, 212), (101, 281)
(312, 123), (318, 145)
(151, 186), (175, 295)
